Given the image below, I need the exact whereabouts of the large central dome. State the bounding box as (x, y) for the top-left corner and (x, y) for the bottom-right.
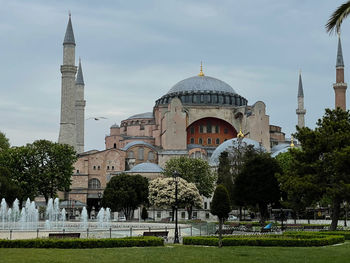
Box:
(167, 76), (236, 95)
(155, 72), (247, 107)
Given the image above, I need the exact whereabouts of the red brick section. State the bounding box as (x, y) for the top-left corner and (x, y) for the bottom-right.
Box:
(186, 117), (237, 146)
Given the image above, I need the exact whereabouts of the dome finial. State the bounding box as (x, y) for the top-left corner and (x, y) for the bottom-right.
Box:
(198, 61), (204, 76)
(237, 125), (244, 139)
(290, 135), (295, 148)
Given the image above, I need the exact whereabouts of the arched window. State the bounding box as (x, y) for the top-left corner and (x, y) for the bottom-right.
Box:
(190, 138), (194, 144)
(148, 151), (155, 161)
(216, 138), (220, 145)
(113, 143), (116, 149)
(198, 138), (203, 144)
(128, 151), (134, 158)
(88, 178), (101, 189)
(207, 138), (212, 145)
(138, 147), (144, 160)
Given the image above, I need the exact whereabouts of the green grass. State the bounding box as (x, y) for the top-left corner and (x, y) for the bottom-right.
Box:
(1, 242), (350, 263)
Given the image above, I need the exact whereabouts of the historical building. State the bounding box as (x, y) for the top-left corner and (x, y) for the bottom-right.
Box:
(58, 14), (86, 154)
(59, 16), (288, 218)
(334, 33), (347, 110)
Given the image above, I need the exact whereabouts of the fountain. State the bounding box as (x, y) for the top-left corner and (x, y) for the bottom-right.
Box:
(81, 207), (88, 229)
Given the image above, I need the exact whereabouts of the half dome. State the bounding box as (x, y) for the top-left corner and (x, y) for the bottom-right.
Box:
(209, 138), (266, 166)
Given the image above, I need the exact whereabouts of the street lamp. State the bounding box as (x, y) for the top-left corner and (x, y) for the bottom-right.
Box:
(173, 171), (180, 244)
(98, 192), (102, 209)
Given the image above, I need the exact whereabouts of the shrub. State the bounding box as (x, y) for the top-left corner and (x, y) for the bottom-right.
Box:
(0, 236), (163, 249)
(183, 234), (344, 247)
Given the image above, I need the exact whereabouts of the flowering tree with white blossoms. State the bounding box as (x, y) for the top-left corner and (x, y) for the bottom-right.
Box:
(149, 177), (203, 219)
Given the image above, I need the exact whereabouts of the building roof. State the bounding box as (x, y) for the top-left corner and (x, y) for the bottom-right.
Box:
(167, 75), (236, 95)
(271, 147), (290, 158)
(110, 123), (119, 128)
(129, 162), (164, 173)
(298, 72), (304, 97)
(63, 15), (75, 45)
(209, 138), (265, 166)
(76, 58), (84, 85)
(126, 112), (154, 120)
(121, 141), (157, 151)
(337, 35), (344, 67)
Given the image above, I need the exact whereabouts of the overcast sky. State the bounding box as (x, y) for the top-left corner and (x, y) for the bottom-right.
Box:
(0, 0), (349, 150)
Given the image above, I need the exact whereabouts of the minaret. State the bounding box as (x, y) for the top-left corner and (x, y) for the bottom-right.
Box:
(333, 33), (347, 110)
(58, 14), (77, 150)
(75, 58), (86, 154)
(296, 70), (306, 128)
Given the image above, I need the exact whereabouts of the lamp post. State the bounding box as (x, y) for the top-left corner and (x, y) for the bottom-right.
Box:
(173, 171), (180, 244)
(98, 192), (102, 210)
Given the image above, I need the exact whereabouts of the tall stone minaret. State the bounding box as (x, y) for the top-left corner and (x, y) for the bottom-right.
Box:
(58, 14), (77, 150)
(296, 71), (306, 128)
(333, 33), (347, 110)
(75, 58), (86, 154)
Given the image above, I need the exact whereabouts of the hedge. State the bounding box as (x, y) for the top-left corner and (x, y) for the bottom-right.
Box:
(0, 236), (164, 249)
(285, 231), (350, 240)
(183, 234), (344, 247)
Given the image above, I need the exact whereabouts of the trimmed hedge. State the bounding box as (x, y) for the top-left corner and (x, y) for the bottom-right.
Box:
(183, 234), (344, 247)
(285, 230), (350, 240)
(0, 236), (164, 249)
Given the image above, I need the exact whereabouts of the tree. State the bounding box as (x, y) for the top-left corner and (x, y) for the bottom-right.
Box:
(141, 206), (148, 221)
(217, 151), (235, 207)
(275, 150), (318, 224)
(0, 131), (10, 151)
(163, 157), (216, 198)
(286, 108), (350, 230)
(326, 1), (350, 34)
(32, 140), (77, 202)
(102, 174), (149, 220)
(148, 177), (203, 219)
(0, 140), (77, 203)
(210, 185), (231, 248)
(0, 167), (23, 205)
(233, 152), (282, 224)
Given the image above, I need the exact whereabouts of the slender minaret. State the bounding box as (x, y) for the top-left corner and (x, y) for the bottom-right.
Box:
(296, 70), (306, 128)
(333, 33), (347, 110)
(58, 14), (77, 150)
(75, 58), (86, 154)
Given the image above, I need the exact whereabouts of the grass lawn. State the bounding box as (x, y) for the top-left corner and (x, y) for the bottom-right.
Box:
(1, 242), (350, 263)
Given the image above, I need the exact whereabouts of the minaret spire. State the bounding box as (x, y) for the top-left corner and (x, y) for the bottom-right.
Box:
(296, 70), (306, 128)
(75, 57), (86, 154)
(58, 14), (77, 150)
(333, 32), (347, 110)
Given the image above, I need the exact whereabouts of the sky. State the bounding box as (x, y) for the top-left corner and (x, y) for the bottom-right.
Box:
(0, 0), (349, 151)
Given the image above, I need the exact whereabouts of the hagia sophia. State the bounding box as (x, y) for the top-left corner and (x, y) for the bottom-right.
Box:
(57, 15), (346, 218)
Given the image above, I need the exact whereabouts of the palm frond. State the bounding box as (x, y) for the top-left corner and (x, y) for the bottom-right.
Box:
(326, 1), (350, 34)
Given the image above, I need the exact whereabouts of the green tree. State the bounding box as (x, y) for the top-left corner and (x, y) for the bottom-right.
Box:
(289, 108), (350, 230)
(275, 150), (318, 224)
(102, 174), (149, 220)
(210, 185), (231, 248)
(0, 140), (76, 203)
(31, 140), (77, 202)
(217, 151), (234, 206)
(141, 206), (148, 221)
(233, 152), (282, 224)
(0, 167), (23, 205)
(326, 1), (350, 33)
(0, 131), (10, 151)
(163, 157), (216, 198)
(0, 145), (38, 202)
